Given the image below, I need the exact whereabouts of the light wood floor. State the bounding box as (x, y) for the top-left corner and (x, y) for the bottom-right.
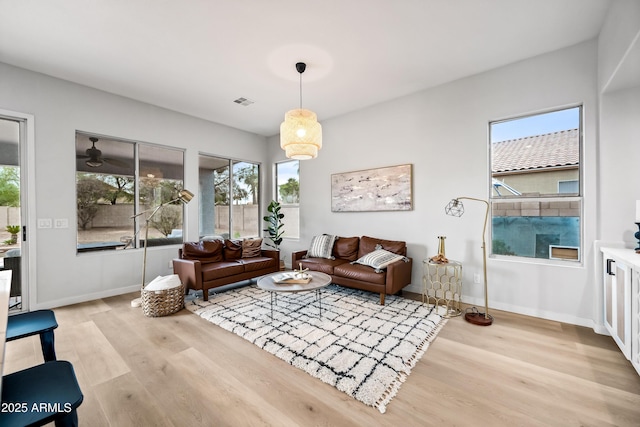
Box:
(4, 289), (640, 426)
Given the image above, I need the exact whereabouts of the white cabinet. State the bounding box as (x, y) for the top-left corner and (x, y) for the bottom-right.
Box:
(603, 256), (631, 358)
(601, 247), (640, 375)
(632, 268), (640, 375)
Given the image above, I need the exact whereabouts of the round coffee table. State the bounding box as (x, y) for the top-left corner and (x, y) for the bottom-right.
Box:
(257, 271), (332, 318)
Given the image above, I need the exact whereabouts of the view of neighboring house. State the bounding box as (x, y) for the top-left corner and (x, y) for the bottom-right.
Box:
(492, 128), (579, 197)
(491, 128), (580, 260)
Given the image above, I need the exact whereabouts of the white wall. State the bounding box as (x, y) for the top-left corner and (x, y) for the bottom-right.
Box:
(0, 62), (268, 308)
(599, 86), (640, 244)
(270, 41), (600, 327)
(598, 0), (640, 241)
(597, 0), (640, 93)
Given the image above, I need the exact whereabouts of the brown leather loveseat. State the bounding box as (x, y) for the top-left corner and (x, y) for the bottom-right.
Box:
(292, 235), (413, 305)
(173, 239), (278, 301)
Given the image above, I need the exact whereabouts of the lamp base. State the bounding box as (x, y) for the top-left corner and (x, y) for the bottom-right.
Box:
(465, 310), (493, 326)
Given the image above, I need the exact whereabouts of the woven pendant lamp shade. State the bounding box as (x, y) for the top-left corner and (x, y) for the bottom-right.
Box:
(280, 108), (322, 160)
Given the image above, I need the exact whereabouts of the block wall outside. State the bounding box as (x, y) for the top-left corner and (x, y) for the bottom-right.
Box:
(492, 200), (580, 217)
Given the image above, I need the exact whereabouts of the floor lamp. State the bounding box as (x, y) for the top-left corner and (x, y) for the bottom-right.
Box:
(130, 189), (194, 308)
(445, 197), (493, 326)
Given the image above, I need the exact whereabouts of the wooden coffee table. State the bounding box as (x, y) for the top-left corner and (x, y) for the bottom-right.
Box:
(257, 271), (332, 318)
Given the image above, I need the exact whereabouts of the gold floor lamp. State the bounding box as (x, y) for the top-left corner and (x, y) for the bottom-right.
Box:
(445, 197), (493, 326)
(130, 189), (194, 308)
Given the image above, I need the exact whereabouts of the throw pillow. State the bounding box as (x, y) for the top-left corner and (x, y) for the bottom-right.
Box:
(242, 238), (263, 258)
(224, 239), (242, 260)
(358, 236), (407, 258)
(352, 247), (407, 273)
(182, 240), (223, 263)
(306, 234), (337, 259)
(333, 236), (359, 261)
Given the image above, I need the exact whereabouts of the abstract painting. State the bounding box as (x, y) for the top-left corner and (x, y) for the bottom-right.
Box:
(331, 164), (413, 212)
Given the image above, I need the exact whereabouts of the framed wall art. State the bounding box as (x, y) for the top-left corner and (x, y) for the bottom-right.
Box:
(331, 164), (413, 212)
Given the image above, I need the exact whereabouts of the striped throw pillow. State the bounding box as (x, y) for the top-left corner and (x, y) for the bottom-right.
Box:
(306, 234), (337, 259)
(353, 248), (406, 273)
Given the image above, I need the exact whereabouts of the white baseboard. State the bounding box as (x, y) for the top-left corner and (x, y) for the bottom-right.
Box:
(402, 283), (598, 330)
(31, 284), (141, 310)
(461, 295), (597, 329)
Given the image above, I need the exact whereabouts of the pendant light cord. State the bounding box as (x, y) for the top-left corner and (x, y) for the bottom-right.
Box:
(299, 72), (303, 109)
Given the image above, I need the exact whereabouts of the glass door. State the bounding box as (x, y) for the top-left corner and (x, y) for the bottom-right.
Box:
(0, 117), (22, 311)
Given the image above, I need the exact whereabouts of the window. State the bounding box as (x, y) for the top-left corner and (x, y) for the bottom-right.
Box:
(198, 155), (260, 240)
(276, 160), (299, 239)
(558, 180), (578, 194)
(75, 132), (185, 252)
(490, 106), (581, 261)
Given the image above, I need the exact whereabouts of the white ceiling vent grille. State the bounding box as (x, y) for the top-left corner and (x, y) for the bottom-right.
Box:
(233, 97), (254, 106)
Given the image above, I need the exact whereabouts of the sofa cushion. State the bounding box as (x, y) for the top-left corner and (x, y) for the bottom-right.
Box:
(240, 256), (278, 272)
(306, 234), (337, 259)
(353, 247), (406, 272)
(358, 236), (406, 258)
(242, 238), (263, 258)
(298, 257), (349, 275)
(333, 236), (359, 261)
(224, 239), (242, 260)
(201, 261), (245, 281)
(334, 263), (386, 285)
(182, 240), (223, 264)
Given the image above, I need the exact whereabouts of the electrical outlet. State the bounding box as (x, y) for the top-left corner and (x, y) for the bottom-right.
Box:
(474, 273), (482, 284)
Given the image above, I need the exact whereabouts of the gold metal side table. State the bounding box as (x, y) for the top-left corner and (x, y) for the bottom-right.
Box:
(422, 259), (462, 317)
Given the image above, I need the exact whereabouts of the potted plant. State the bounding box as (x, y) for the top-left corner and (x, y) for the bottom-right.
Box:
(6, 225), (20, 245)
(263, 200), (284, 249)
(263, 200), (285, 269)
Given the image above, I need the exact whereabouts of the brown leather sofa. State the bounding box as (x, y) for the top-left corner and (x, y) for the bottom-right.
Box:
(173, 240), (278, 301)
(292, 235), (412, 305)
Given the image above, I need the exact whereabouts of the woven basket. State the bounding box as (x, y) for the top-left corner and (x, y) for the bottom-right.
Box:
(141, 283), (185, 317)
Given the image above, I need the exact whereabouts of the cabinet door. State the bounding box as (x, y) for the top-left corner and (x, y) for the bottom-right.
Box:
(604, 258), (614, 332)
(603, 257), (631, 359)
(632, 269), (640, 375)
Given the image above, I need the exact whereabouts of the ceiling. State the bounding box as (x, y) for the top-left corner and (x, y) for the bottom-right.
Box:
(0, 0), (613, 138)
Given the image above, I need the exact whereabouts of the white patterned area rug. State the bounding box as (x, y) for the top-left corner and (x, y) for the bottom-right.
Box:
(186, 284), (446, 413)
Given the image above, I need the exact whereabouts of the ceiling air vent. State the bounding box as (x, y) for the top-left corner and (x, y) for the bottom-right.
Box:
(233, 97), (254, 106)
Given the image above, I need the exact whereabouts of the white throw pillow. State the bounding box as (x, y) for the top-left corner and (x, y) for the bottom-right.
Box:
(306, 234), (337, 259)
(353, 249), (405, 273)
(145, 274), (182, 291)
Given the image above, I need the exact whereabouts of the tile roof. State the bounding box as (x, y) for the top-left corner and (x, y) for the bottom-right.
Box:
(492, 128), (579, 173)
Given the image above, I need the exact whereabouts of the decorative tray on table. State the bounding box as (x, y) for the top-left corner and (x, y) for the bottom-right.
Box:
(272, 271), (312, 285)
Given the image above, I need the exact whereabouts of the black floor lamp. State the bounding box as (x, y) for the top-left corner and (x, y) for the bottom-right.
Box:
(130, 189), (194, 308)
(445, 196), (493, 326)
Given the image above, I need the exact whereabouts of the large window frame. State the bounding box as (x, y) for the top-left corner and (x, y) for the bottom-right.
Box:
(275, 160), (300, 240)
(75, 132), (186, 253)
(489, 106), (582, 263)
(198, 154), (261, 240)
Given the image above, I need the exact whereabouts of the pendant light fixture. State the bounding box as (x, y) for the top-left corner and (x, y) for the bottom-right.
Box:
(280, 62), (322, 160)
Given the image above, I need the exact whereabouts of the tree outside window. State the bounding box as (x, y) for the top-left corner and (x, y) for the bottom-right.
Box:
(198, 155), (261, 240)
(75, 132), (185, 252)
(276, 160), (299, 239)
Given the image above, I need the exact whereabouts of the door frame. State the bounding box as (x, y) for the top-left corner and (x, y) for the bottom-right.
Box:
(0, 109), (36, 312)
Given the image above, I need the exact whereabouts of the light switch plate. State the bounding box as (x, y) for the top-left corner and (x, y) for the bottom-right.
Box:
(54, 218), (69, 229)
(38, 218), (52, 229)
